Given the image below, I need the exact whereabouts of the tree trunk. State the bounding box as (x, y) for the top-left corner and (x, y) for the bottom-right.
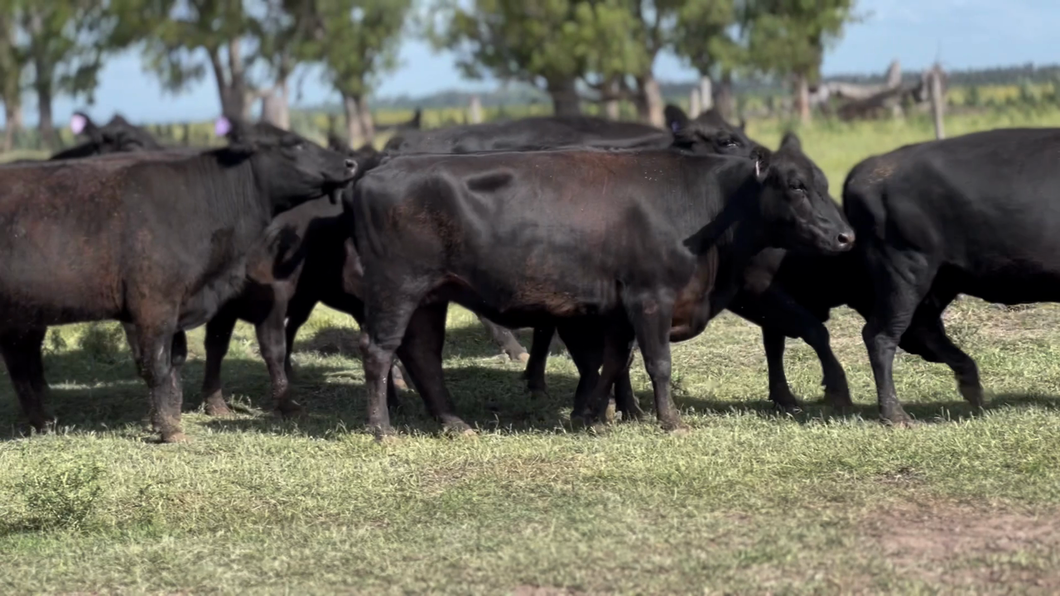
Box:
(547, 78), (581, 116)
(342, 93), (366, 148)
(634, 74), (665, 128)
(604, 79), (621, 120)
(714, 71), (735, 121)
(699, 76), (713, 112)
(36, 80), (56, 150)
(208, 42), (252, 119)
(4, 101), (21, 152)
(357, 95), (375, 146)
(260, 79), (290, 130)
(794, 73), (811, 124)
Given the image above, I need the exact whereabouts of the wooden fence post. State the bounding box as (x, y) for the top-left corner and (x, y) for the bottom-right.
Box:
(469, 95), (483, 124)
(930, 64), (945, 140)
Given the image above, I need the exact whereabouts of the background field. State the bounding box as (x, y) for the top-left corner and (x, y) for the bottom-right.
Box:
(4, 111), (1060, 594)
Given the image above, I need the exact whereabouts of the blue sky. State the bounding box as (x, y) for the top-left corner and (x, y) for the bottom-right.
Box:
(35, 0), (1060, 125)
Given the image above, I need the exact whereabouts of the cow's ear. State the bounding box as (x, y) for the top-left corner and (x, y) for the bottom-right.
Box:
(779, 131), (802, 152)
(664, 104), (690, 134)
(753, 147), (772, 184)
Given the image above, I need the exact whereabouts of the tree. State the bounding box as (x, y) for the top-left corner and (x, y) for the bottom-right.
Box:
(744, 0), (857, 123)
(431, 0), (643, 117)
(250, 0), (321, 129)
(119, 0), (258, 119)
(314, 0), (411, 147)
(13, 0), (113, 149)
(0, 8), (25, 151)
(671, 0), (745, 120)
(617, 0), (684, 128)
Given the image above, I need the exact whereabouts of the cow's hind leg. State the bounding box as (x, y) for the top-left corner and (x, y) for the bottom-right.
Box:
(625, 295), (685, 431)
(523, 325), (554, 399)
(257, 304), (300, 417)
(477, 315), (528, 362)
(1, 328), (54, 432)
(613, 352), (645, 422)
(200, 307), (238, 417)
(762, 328), (801, 413)
(863, 250), (937, 426)
(360, 295), (423, 438)
(396, 302), (473, 435)
(580, 324), (636, 428)
(135, 323), (186, 443)
(557, 321), (604, 420)
(901, 292), (983, 409)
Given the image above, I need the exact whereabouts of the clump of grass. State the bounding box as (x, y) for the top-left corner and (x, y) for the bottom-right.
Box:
(14, 452), (106, 531)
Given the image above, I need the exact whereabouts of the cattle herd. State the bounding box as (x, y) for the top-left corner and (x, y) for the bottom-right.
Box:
(1, 105), (1057, 443)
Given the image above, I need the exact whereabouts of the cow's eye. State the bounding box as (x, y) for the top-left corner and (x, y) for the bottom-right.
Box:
(293, 142), (306, 151)
(789, 182), (806, 193)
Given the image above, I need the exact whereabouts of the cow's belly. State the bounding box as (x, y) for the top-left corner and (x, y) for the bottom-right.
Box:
(0, 261), (123, 328)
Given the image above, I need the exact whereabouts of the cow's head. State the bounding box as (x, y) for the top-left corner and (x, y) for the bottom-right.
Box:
(218, 117), (357, 212)
(666, 105), (765, 161)
(70, 112), (163, 154)
(753, 132), (854, 254)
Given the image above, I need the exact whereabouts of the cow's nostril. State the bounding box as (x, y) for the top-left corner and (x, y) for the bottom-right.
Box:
(837, 232), (855, 246)
(344, 159), (356, 170)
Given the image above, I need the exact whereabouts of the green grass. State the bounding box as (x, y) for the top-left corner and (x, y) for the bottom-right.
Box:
(5, 111), (1060, 593)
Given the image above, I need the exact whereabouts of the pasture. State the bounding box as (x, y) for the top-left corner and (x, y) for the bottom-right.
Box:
(4, 109), (1060, 594)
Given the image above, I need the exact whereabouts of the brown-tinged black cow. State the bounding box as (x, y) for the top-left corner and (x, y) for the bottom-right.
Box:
(194, 107), (754, 421)
(842, 128), (1060, 425)
(348, 143), (854, 437)
(0, 119), (356, 442)
(515, 105), (766, 406)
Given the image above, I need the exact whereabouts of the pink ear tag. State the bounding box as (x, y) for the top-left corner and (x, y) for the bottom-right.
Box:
(70, 113), (87, 135)
(215, 116), (232, 137)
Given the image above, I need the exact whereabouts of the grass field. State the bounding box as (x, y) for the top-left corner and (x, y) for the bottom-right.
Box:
(4, 110), (1060, 593)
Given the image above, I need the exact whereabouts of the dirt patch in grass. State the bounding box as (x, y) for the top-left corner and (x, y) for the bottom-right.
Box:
(511, 586), (585, 596)
(863, 502), (1060, 590)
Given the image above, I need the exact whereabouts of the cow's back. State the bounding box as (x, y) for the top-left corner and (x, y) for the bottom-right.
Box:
(844, 127), (1060, 304)
(352, 151), (707, 321)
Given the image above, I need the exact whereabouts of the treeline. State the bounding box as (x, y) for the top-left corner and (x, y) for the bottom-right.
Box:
(0, 0), (863, 152)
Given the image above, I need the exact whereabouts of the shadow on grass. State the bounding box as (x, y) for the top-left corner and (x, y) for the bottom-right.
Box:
(0, 346), (349, 442)
(674, 390), (1060, 426)
(202, 362), (581, 438)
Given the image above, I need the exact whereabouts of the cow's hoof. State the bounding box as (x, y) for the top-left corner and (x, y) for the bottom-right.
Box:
(774, 402), (803, 416)
(619, 408), (647, 423)
(959, 383), (985, 410)
(516, 351), (531, 364)
(881, 410), (914, 428)
(160, 431), (189, 444)
(275, 400), (304, 419)
(824, 386), (854, 409)
(569, 413), (594, 430)
(205, 401), (234, 417)
(29, 416), (57, 434)
(372, 425), (398, 444)
(660, 418), (689, 434)
(442, 419), (476, 437)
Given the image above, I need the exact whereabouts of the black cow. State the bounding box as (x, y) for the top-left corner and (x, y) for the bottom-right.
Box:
(0, 120), (356, 442)
(349, 144), (854, 437)
(383, 114), (672, 155)
(517, 106), (765, 404)
(842, 128), (1060, 424)
(197, 107), (765, 420)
